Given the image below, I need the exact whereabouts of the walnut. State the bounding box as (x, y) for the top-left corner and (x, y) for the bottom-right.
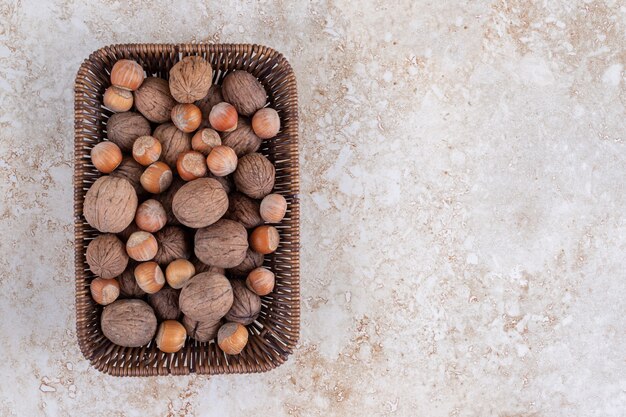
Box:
(117, 264), (145, 298)
(208, 173), (233, 194)
(182, 315), (221, 342)
(147, 287), (181, 321)
(153, 123), (192, 167)
(86, 233), (128, 278)
(106, 111), (151, 152)
(154, 226), (190, 265)
(156, 176), (185, 225)
(225, 279), (261, 325)
(179, 272), (233, 322)
(101, 299), (157, 347)
(221, 118), (262, 157)
(228, 248), (264, 277)
(225, 192), (263, 229)
(195, 85), (223, 129)
(191, 257), (225, 275)
(233, 153), (275, 199)
(194, 219), (248, 268)
(169, 56), (213, 103)
(221, 71), (267, 116)
(133, 77), (177, 123)
(84, 176), (138, 233)
(172, 178), (228, 228)
(110, 156), (146, 197)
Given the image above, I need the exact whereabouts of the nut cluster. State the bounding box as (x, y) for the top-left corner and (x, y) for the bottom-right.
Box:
(86, 57), (287, 356)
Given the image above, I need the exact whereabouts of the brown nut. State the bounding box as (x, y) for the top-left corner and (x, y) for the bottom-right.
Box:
(225, 192), (263, 229)
(251, 107), (280, 139)
(195, 84), (223, 129)
(165, 258), (196, 289)
(169, 56), (213, 103)
(194, 219), (248, 268)
(101, 299), (157, 347)
(179, 272), (233, 322)
(117, 266), (146, 298)
(260, 193), (287, 223)
(126, 231), (158, 261)
(182, 315), (221, 342)
(132, 135), (162, 166)
(140, 161), (173, 194)
(133, 77), (176, 123)
(110, 157), (146, 197)
(191, 257), (225, 275)
(154, 226), (190, 265)
(172, 178), (228, 228)
(246, 267), (275, 296)
(176, 150), (207, 181)
(209, 102), (238, 132)
(84, 176), (138, 233)
(110, 59), (144, 91)
(117, 222), (141, 243)
(225, 279), (261, 325)
(155, 176), (185, 225)
(86, 234), (129, 278)
(233, 153), (275, 199)
(228, 248), (264, 277)
(147, 287), (181, 321)
(106, 112), (151, 152)
(217, 322), (248, 355)
(249, 225), (280, 255)
(135, 199), (167, 233)
(90, 141), (122, 174)
(103, 86), (133, 112)
(221, 71), (266, 116)
(209, 173), (234, 194)
(191, 128), (221, 156)
(171, 103), (202, 133)
(153, 123), (192, 167)
(155, 320), (187, 353)
(90, 277), (120, 305)
(134, 261), (165, 294)
(221, 117), (262, 157)
(206, 145), (238, 177)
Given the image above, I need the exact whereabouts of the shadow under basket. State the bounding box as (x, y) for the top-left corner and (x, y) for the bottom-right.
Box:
(74, 43), (300, 376)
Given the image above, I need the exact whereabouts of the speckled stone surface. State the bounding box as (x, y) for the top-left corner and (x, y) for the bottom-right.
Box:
(0, 1), (625, 416)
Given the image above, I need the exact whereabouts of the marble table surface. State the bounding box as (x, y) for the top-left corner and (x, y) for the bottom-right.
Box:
(0, 0), (624, 416)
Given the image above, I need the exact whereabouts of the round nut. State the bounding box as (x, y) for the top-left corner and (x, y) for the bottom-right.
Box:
(84, 176), (138, 233)
(132, 135), (162, 166)
(133, 77), (176, 123)
(249, 225), (280, 255)
(179, 272), (233, 322)
(110, 59), (144, 91)
(169, 56), (213, 103)
(217, 322), (248, 355)
(176, 150), (207, 181)
(191, 128), (221, 156)
(117, 222), (141, 244)
(134, 261), (165, 294)
(206, 145), (237, 177)
(182, 315), (221, 342)
(147, 287), (181, 321)
(140, 161), (173, 194)
(225, 279), (261, 325)
(209, 102), (238, 132)
(155, 177), (185, 225)
(225, 192), (263, 229)
(106, 112), (151, 152)
(221, 71), (267, 116)
(153, 123), (192, 167)
(195, 85), (223, 129)
(172, 178), (228, 228)
(165, 259), (196, 289)
(233, 153), (275, 199)
(101, 299), (157, 347)
(91, 141), (122, 174)
(172, 103), (202, 133)
(221, 117), (262, 157)
(260, 193), (287, 223)
(135, 199), (167, 233)
(90, 277), (120, 305)
(246, 267), (275, 296)
(155, 320), (187, 353)
(126, 231), (158, 261)
(110, 157), (146, 197)
(209, 173), (234, 194)
(228, 248), (264, 277)
(154, 226), (190, 266)
(194, 219), (248, 268)
(117, 266), (146, 298)
(251, 107), (280, 139)
(86, 234), (129, 278)
(104, 86), (133, 112)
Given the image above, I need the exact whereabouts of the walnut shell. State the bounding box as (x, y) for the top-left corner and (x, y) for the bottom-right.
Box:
(133, 77), (177, 123)
(117, 265), (146, 298)
(194, 219), (248, 268)
(154, 226), (190, 265)
(221, 118), (262, 157)
(169, 56), (213, 103)
(233, 153), (276, 199)
(106, 112), (151, 152)
(172, 178), (228, 228)
(191, 257), (225, 275)
(225, 192), (263, 229)
(155, 176), (185, 225)
(182, 315), (221, 342)
(101, 299), (157, 347)
(179, 272), (233, 322)
(195, 85), (223, 129)
(110, 156), (146, 197)
(208, 173), (233, 194)
(86, 234), (129, 278)
(84, 176), (138, 233)
(227, 248), (264, 277)
(221, 71), (267, 116)
(147, 287), (181, 321)
(225, 279), (261, 325)
(153, 123), (192, 167)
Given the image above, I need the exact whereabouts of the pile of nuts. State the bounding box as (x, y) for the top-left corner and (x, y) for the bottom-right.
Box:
(85, 57), (287, 356)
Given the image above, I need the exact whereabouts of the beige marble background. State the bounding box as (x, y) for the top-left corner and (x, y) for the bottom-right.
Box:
(0, 0), (625, 416)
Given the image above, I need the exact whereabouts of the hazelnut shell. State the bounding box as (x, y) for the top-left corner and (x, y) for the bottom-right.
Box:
(195, 85), (223, 129)
(217, 322), (248, 355)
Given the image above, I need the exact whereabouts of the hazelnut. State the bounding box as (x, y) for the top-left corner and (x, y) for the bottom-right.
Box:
(103, 86), (134, 112)
(217, 322), (248, 355)
(250, 225), (280, 254)
(225, 192), (263, 229)
(101, 299), (157, 347)
(171, 103), (202, 133)
(155, 320), (187, 353)
(252, 107), (280, 139)
(84, 176), (138, 233)
(117, 266), (146, 298)
(221, 71), (267, 116)
(147, 287), (181, 321)
(221, 117), (262, 157)
(246, 267), (275, 296)
(179, 272), (233, 322)
(154, 226), (190, 265)
(206, 145), (238, 177)
(225, 279), (261, 325)
(209, 173), (234, 194)
(110, 59), (144, 91)
(260, 193), (287, 223)
(140, 161), (173, 194)
(135, 199), (167, 233)
(209, 102), (238, 132)
(86, 234), (129, 278)
(182, 315), (221, 342)
(228, 248), (264, 277)
(191, 257), (225, 275)
(110, 157), (146, 197)
(172, 178), (228, 228)
(169, 56), (213, 103)
(126, 231), (158, 261)
(176, 150), (207, 181)
(90, 141), (122, 174)
(233, 153), (275, 199)
(134, 261), (165, 294)
(194, 219), (248, 268)
(191, 128), (221, 156)
(106, 112), (151, 152)
(133, 77), (176, 123)
(155, 176), (185, 225)
(90, 277), (120, 305)
(132, 135), (162, 166)
(165, 258), (196, 289)
(153, 123), (192, 167)
(195, 85), (223, 129)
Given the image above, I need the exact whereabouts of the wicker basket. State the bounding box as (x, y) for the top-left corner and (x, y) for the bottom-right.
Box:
(74, 44), (300, 376)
